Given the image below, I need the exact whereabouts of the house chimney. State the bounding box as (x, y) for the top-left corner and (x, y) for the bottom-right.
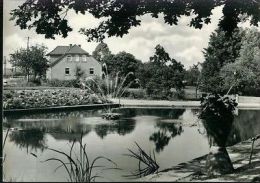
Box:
(78, 44), (81, 47)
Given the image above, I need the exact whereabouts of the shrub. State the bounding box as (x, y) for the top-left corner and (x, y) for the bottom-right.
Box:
(199, 93), (238, 121)
(46, 79), (79, 88)
(144, 89), (185, 100)
(172, 89), (185, 100)
(121, 89), (146, 99)
(30, 78), (41, 86)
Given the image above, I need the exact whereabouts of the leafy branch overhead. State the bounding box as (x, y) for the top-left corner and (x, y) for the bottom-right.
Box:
(10, 0), (260, 41)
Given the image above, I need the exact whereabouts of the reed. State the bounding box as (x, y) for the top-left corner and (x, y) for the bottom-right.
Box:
(43, 134), (119, 182)
(124, 142), (159, 178)
(2, 127), (10, 181)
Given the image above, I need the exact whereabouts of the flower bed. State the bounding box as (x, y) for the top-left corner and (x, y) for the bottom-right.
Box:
(3, 89), (109, 110)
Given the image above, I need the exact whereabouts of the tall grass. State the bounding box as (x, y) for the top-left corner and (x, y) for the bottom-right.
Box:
(43, 134), (119, 182)
(124, 142), (159, 178)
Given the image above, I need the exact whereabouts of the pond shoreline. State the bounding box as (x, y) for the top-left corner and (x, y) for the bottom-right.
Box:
(138, 136), (260, 182)
(3, 103), (121, 115)
(111, 98), (260, 109)
(4, 98), (260, 114)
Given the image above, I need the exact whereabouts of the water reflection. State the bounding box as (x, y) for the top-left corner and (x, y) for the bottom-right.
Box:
(226, 110), (260, 146)
(6, 109), (103, 121)
(3, 108), (260, 182)
(9, 129), (46, 153)
(201, 109), (260, 147)
(113, 108), (185, 118)
(150, 121), (183, 152)
(149, 109), (185, 152)
(5, 109), (260, 150)
(94, 119), (136, 138)
(202, 117), (233, 147)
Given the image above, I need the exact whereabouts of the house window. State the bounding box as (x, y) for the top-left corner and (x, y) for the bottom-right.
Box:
(65, 68), (70, 75)
(67, 55), (72, 62)
(89, 68), (94, 75)
(75, 55), (79, 62)
(82, 55), (87, 62)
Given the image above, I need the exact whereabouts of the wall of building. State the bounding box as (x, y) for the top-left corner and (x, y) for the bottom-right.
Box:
(47, 56), (102, 80)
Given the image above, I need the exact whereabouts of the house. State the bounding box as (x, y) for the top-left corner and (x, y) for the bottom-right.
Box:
(46, 44), (102, 80)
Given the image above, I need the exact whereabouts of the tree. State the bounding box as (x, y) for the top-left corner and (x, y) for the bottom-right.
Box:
(220, 28), (260, 96)
(185, 64), (201, 86)
(30, 45), (49, 80)
(103, 51), (142, 76)
(150, 44), (171, 66)
(142, 45), (185, 99)
(92, 42), (111, 62)
(184, 63), (202, 98)
(10, 0), (259, 41)
(101, 51), (142, 87)
(200, 28), (244, 93)
(113, 52), (142, 77)
(10, 45), (49, 81)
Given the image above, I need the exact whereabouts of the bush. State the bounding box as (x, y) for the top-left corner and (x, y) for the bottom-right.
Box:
(172, 89), (185, 100)
(31, 78), (42, 86)
(46, 79), (79, 88)
(199, 93), (238, 121)
(121, 88), (146, 99)
(144, 89), (185, 100)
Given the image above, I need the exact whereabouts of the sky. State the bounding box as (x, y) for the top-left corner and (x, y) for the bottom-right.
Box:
(2, 0), (256, 69)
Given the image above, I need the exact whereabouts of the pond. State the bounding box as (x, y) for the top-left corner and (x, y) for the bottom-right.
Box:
(3, 107), (260, 182)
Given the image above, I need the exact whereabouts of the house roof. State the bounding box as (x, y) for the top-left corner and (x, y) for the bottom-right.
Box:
(46, 44), (89, 56)
(49, 55), (99, 67)
(47, 44), (98, 67)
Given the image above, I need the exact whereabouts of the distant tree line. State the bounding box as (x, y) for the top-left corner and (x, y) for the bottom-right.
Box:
(92, 43), (185, 99)
(8, 27), (259, 97)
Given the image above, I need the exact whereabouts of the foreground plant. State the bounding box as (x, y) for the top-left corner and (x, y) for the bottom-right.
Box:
(43, 134), (119, 182)
(124, 142), (159, 178)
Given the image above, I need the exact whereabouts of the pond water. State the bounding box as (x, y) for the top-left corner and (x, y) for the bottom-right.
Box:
(3, 107), (260, 182)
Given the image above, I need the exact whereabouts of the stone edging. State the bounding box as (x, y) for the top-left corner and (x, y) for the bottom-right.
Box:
(3, 103), (121, 115)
